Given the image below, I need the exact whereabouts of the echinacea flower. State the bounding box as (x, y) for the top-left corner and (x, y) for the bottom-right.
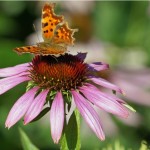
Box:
(0, 53), (130, 143)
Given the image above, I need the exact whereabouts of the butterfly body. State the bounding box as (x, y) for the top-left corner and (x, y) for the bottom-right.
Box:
(14, 3), (77, 56)
(37, 42), (67, 55)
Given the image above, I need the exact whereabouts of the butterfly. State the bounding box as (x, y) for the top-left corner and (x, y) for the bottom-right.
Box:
(14, 3), (78, 56)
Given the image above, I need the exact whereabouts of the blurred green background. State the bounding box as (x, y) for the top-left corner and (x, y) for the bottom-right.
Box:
(0, 1), (150, 150)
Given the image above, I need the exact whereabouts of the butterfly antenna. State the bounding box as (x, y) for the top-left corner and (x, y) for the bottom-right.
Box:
(33, 24), (40, 43)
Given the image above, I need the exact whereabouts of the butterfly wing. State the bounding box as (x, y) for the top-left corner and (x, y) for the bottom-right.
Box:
(14, 46), (41, 55)
(42, 3), (64, 42)
(52, 22), (78, 46)
(14, 44), (67, 56)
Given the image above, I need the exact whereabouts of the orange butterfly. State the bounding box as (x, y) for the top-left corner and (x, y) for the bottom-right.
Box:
(14, 3), (78, 56)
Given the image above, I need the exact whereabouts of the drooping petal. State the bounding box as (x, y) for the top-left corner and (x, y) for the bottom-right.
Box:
(76, 52), (87, 61)
(85, 83), (126, 104)
(80, 84), (129, 118)
(88, 62), (109, 71)
(0, 63), (30, 77)
(0, 75), (30, 95)
(89, 76), (125, 95)
(72, 90), (105, 140)
(5, 87), (39, 128)
(50, 92), (64, 144)
(24, 89), (49, 124)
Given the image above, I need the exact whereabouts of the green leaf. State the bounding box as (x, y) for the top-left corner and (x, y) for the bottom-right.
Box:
(30, 107), (50, 123)
(19, 128), (39, 150)
(26, 81), (35, 92)
(139, 141), (149, 150)
(62, 91), (72, 104)
(60, 109), (81, 150)
(101, 140), (150, 150)
(123, 104), (136, 112)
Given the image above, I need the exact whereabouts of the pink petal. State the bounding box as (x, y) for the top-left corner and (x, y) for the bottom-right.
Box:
(24, 89), (49, 124)
(88, 62), (109, 71)
(50, 92), (64, 144)
(89, 76), (125, 95)
(0, 63), (30, 77)
(80, 84), (129, 118)
(5, 87), (39, 128)
(0, 75), (30, 95)
(71, 90), (105, 140)
(85, 83), (126, 104)
(16, 63), (30, 67)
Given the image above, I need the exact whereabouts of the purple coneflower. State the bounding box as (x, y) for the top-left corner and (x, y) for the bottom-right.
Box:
(0, 53), (130, 143)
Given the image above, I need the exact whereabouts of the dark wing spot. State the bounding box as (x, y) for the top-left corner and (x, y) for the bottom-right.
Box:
(27, 47), (31, 49)
(56, 31), (58, 35)
(50, 29), (53, 32)
(44, 30), (48, 33)
(51, 23), (53, 26)
(42, 22), (48, 28)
